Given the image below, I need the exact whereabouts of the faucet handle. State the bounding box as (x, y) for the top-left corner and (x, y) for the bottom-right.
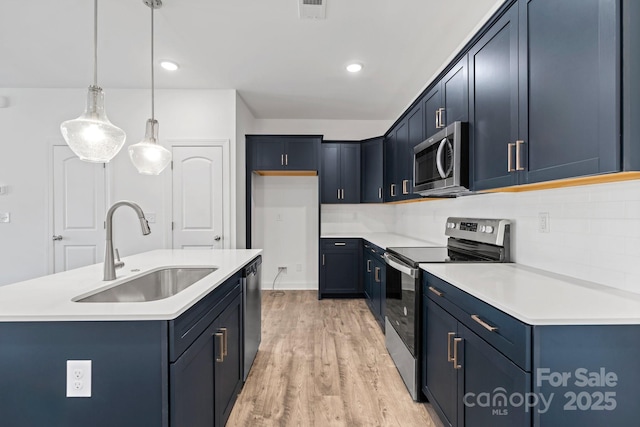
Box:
(114, 248), (125, 270)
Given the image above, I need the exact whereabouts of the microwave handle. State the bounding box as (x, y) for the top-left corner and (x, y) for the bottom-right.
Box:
(436, 137), (449, 179)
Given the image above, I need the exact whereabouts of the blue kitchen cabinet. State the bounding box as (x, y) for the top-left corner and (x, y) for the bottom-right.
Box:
(362, 241), (386, 329)
(320, 238), (362, 298)
(423, 56), (469, 140)
(321, 142), (360, 204)
(384, 106), (418, 201)
(470, 0), (620, 191)
(384, 132), (396, 201)
(248, 135), (321, 171)
(361, 137), (384, 203)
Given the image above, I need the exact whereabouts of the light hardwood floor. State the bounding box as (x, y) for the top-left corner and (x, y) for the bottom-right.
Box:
(227, 290), (437, 427)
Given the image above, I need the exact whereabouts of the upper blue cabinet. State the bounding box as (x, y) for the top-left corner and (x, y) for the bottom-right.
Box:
(249, 135), (321, 171)
(470, 0), (620, 191)
(361, 137), (384, 203)
(321, 142), (361, 204)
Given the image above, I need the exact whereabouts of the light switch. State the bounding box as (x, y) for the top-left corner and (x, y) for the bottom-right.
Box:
(0, 212), (10, 223)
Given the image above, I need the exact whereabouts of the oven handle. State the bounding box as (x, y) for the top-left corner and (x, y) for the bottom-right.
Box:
(383, 253), (418, 279)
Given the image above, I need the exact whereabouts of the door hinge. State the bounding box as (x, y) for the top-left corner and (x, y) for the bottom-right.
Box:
(103, 221), (106, 229)
(103, 163), (106, 169)
(171, 221), (174, 230)
(170, 161), (173, 170)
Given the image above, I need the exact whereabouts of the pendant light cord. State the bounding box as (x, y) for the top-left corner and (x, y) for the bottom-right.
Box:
(150, 3), (155, 121)
(93, 0), (98, 87)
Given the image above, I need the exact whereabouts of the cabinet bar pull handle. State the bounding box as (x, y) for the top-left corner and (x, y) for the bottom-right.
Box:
(337, 189), (341, 200)
(220, 327), (228, 356)
(215, 332), (224, 362)
(374, 267), (380, 283)
(322, 254), (325, 265)
(507, 143), (515, 172)
(402, 179), (409, 195)
(453, 337), (462, 369)
(285, 154), (288, 166)
(281, 154), (284, 166)
(391, 184), (396, 197)
(471, 314), (498, 332)
(437, 108), (446, 129)
(341, 189), (344, 200)
(378, 187), (382, 199)
(367, 259), (372, 272)
(428, 286), (444, 297)
(334, 242), (346, 246)
(435, 110), (440, 129)
(447, 332), (455, 362)
(516, 140), (525, 171)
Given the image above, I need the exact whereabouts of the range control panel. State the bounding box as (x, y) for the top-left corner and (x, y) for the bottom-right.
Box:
(445, 217), (511, 246)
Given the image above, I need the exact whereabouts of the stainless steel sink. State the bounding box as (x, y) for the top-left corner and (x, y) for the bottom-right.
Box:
(75, 267), (217, 303)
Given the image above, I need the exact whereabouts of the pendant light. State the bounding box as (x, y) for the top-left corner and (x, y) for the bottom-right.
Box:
(129, 0), (171, 175)
(60, 0), (126, 163)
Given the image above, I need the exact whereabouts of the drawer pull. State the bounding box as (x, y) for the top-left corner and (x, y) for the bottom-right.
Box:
(367, 259), (372, 272)
(220, 327), (228, 356)
(334, 242), (346, 246)
(428, 286), (444, 297)
(374, 267), (381, 283)
(453, 337), (462, 369)
(471, 314), (498, 332)
(447, 332), (455, 362)
(215, 332), (224, 362)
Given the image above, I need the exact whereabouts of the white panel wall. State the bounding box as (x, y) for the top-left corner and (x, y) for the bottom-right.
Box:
(321, 204), (395, 234)
(252, 176), (319, 290)
(252, 119), (392, 140)
(234, 94), (256, 249)
(394, 180), (640, 294)
(0, 88), (236, 286)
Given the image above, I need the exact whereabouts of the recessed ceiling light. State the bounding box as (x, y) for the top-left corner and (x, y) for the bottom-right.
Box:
(346, 63), (363, 73)
(160, 60), (179, 71)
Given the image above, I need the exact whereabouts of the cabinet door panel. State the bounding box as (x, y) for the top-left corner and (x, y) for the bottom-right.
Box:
(469, 5), (520, 190)
(522, 0), (620, 183)
(340, 144), (361, 203)
(285, 138), (319, 170)
(424, 85), (443, 140)
(384, 133), (396, 201)
(425, 298), (458, 427)
(443, 56), (469, 126)
(321, 143), (341, 204)
(394, 120), (410, 200)
(406, 104), (423, 199)
(459, 323), (531, 427)
(361, 138), (383, 203)
(321, 245), (360, 295)
(214, 294), (243, 427)
(255, 139), (284, 170)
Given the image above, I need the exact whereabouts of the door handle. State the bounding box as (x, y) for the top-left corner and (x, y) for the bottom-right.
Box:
(428, 286), (444, 297)
(367, 259), (372, 272)
(214, 235), (221, 242)
(435, 110), (440, 129)
(507, 142), (516, 172)
(447, 332), (455, 362)
(322, 254), (325, 265)
(471, 314), (498, 332)
(437, 108), (446, 128)
(378, 187), (382, 200)
(374, 267), (381, 283)
(220, 327), (228, 356)
(453, 337), (462, 369)
(337, 189), (341, 200)
(341, 189), (344, 200)
(334, 242), (346, 246)
(516, 140), (525, 171)
(215, 332), (225, 362)
(285, 154), (288, 166)
(281, 154), (284, 166)
(52, 235), (63, 241)
(402, 179), (409, 195)
(390, 184), (396, 197)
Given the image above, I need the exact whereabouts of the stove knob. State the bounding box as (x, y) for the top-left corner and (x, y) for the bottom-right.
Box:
(480, 225), (486, 233)
(447, 222), (456, 229)
(484, 225), (494, 234)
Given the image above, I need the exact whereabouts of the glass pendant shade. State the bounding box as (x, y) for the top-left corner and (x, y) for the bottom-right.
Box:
(60, 86), (126, 163)
(128, 119), (171, 175)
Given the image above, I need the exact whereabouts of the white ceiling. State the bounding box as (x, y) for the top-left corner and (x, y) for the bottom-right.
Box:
(1, 0), (503, 120)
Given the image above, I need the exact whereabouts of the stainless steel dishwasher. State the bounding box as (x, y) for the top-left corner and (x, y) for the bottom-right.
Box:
(242, 256), (262, 381)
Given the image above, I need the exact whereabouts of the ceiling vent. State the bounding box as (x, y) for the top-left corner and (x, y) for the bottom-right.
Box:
(299, 0), (326, 19)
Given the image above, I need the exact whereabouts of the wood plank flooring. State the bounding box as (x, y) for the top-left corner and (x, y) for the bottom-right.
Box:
(227, 290), (437, 427)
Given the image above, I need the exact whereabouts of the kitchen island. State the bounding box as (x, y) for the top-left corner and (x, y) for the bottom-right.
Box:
(0, 249), (262, 427)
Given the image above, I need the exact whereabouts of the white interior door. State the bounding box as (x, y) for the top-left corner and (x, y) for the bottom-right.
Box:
(172, 146), (224, 249)
(52, 146), (106, 272)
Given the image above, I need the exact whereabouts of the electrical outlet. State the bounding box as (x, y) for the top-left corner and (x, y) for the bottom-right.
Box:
(538, 212), (550, 233)
(278, 266), (287, 274)
(66, 360), (92, 397)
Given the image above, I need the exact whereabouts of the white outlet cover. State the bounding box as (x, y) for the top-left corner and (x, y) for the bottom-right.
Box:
(66, 360), (92, 397)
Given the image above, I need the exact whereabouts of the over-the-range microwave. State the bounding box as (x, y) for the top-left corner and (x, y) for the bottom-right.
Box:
(413, 121), (469, 197)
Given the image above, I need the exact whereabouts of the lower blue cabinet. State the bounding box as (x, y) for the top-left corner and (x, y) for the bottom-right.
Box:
(319, 238), (362, 298)
(170, 280), (243, 427)
(362, 241), (385, 329)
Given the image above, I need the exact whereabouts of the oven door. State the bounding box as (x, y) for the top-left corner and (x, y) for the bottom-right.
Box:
(383, 252), (419, 356)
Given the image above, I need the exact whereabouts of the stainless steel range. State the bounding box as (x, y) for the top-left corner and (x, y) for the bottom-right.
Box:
(383, 217), (511, 400)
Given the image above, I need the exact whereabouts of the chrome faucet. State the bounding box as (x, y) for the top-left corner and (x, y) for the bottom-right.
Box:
(104, 201), (151, 281)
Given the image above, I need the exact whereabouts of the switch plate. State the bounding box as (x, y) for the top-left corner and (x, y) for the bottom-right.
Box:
(538, 212), (550, 233)
(0, 212), (10, 223)
(66, 360), (92, 397)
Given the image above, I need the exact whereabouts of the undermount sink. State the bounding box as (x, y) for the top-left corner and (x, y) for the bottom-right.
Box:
(75, 267), (218, 303)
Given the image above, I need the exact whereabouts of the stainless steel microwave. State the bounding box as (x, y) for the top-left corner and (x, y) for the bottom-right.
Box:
(413, 121), (469, 196)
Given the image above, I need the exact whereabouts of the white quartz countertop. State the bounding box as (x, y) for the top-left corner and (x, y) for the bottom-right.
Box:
(321, 232), (442, 249)
(420, 263), (640, 326)
(0, 249), (262, 322)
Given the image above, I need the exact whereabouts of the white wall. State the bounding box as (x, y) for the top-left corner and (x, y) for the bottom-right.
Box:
(252, 175), (319, 290)
(321, 204), (395, 234)
(394, 180), (640, 294)
(0, 88), (236, 286)
(234, 94), (256, 249)
(252, 119), (392, 140)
